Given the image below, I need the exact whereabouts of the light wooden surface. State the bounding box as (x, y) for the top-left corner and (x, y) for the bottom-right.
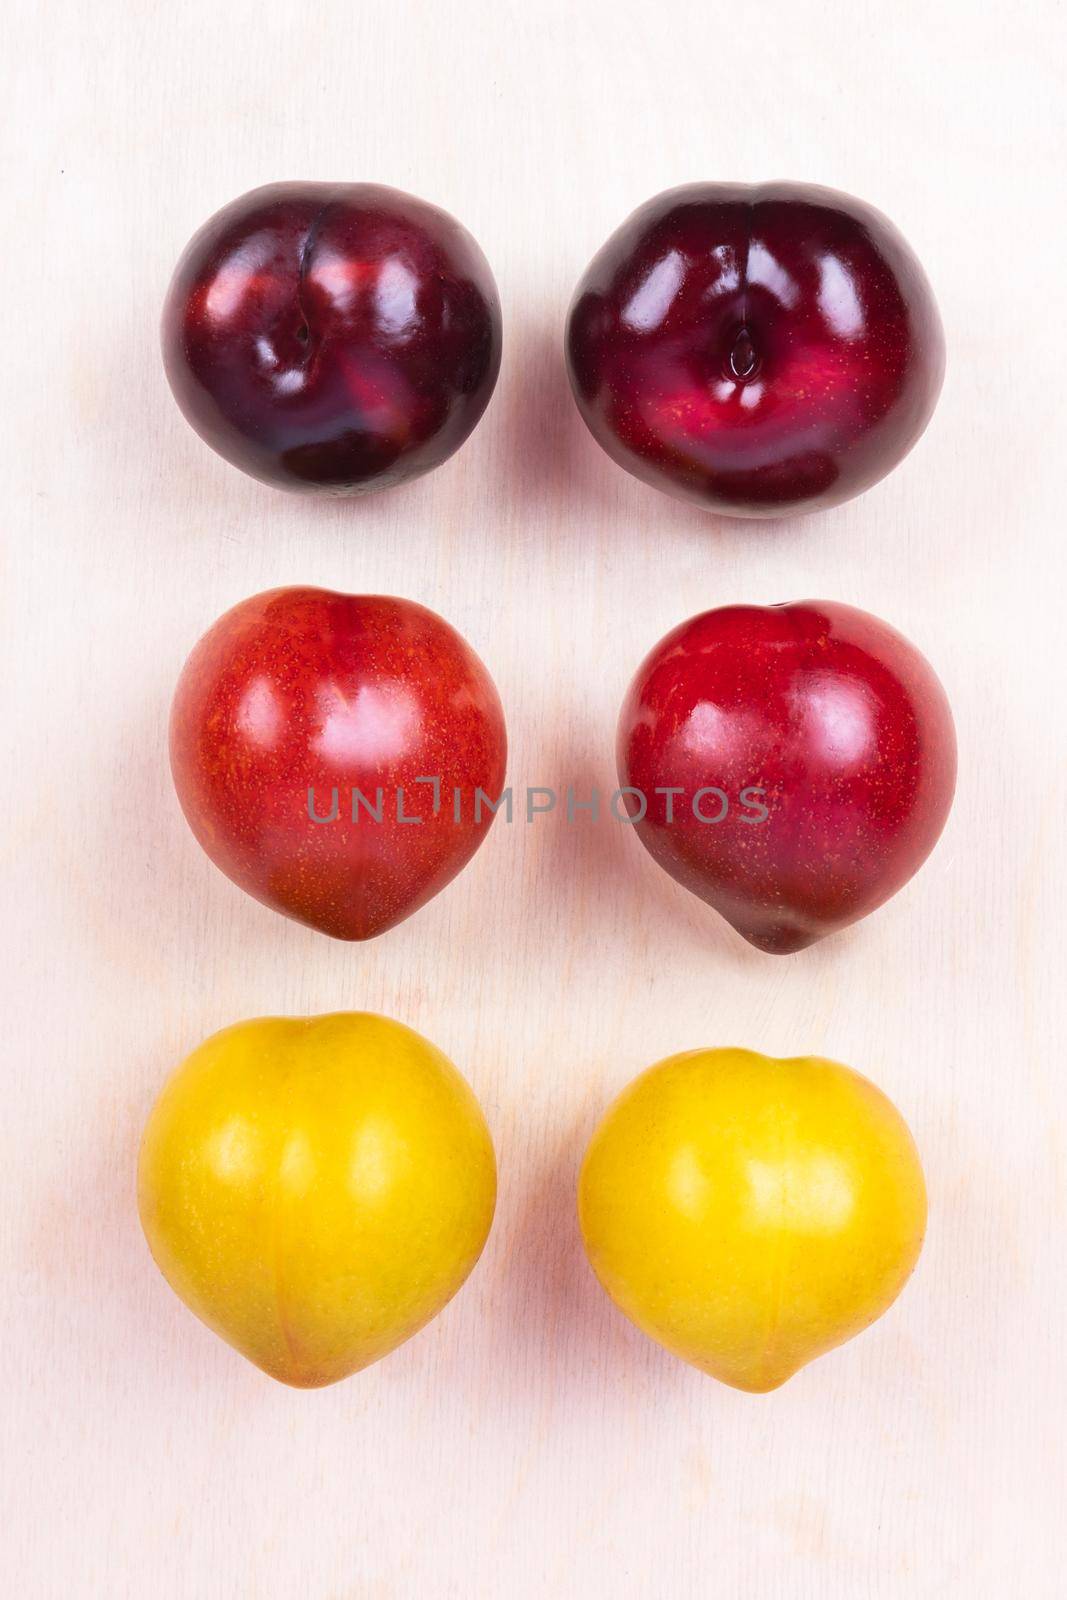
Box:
(3, 2), (1065, 1594)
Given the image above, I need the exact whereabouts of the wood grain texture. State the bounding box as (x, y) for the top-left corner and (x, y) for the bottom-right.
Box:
(2, 0), (1064, 1594)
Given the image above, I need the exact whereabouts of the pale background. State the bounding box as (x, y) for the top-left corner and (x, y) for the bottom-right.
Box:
(2, 1), (1065, 1594)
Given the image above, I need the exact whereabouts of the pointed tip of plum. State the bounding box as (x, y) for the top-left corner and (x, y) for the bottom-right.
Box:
(712, 1361), (801, 1394)
(733, 922), (823, 955)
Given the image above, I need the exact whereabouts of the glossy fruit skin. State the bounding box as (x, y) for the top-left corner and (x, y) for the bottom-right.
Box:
(566, 182), (944, 517)
(170, 587), (507, 939)
(162, 182), (501, 494)
(579, 1047), (926, 1392)
(618, 600), (956, 953)
(139, 1013), (497, 1388)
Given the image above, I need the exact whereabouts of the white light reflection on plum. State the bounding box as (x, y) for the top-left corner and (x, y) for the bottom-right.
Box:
(311, 683), (419, 764)
(236, 675), (284, 749)
(747, 241), (799, 309)
(375, 258), (419, 338)
(622, 251), (686, 333)
(818, 255), (864, 340)
(746, 1152), (855, 1233)
(795, 673), (877, 766)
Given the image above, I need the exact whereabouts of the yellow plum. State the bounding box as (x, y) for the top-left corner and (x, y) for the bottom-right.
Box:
(139, 1012), (496, 1387)
(578, 1047), (926, 1392)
